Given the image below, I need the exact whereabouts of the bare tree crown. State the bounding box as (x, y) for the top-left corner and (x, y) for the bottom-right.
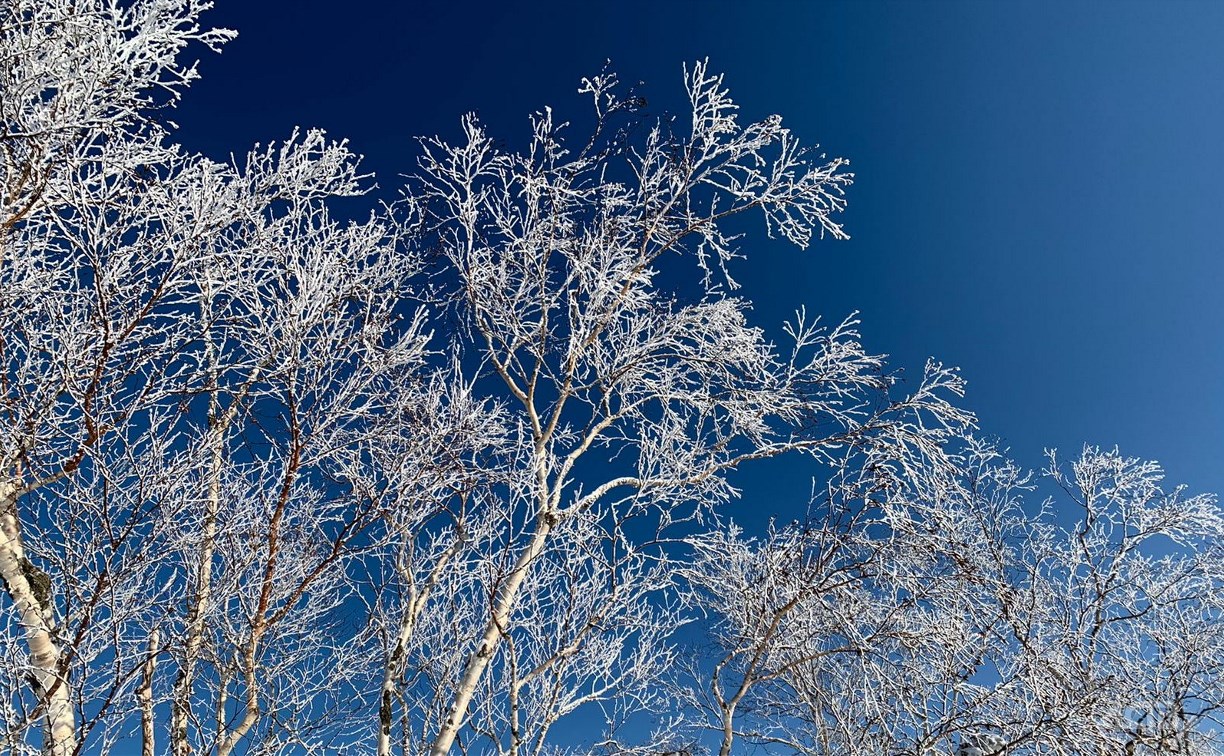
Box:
(0, 4), (1219, 756)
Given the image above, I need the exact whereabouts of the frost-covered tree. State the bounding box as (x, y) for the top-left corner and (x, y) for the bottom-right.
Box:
(680, 431), (1008, 756)
(382, 59), (987, 756)
(5, 3), (1221, 756)
(1, 2), (231, 751)
(983, 449), (1224, 755)
(684, 444), (1224, 756)
(1, 2), (455, 754)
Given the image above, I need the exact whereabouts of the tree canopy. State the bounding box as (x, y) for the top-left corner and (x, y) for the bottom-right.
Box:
(1, 2), (1220, 755)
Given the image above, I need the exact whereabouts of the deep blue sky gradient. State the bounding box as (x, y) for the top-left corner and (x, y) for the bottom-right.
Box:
(173, 0), (1224, 516)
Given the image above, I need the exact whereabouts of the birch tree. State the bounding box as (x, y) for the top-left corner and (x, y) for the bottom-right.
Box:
(156, 131), (440, 756)
(1, 2), (230, 750)
(1, 2), (450, 753)
(394, 61), (989, 755)
(981, 449), (1224, 755)
(684, 444), (1224, 756)
(680, 426), (1007, 755)
(10, 4), (1220, 756)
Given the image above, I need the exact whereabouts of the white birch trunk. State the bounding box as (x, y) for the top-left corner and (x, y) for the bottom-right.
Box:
(428, 517), (553, 756)
(0, 481), (76, 756)
(171, 366), (253, 756)
(380, 537), (466, 756)
(169, 491), (215, 756)
(170, 397), (232, 756)
(377, 619), (412, 756)
(215, 637), (262, 756)
(138, 629), (159, 756)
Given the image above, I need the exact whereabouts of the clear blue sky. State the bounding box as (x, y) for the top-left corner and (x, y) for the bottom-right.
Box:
(174, 0), (1224, 515)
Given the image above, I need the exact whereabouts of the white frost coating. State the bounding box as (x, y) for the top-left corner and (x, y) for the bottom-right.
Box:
(683, 442), (1224, 755)
(401, 58), (975, 756)
(0, 484), (74, 756)
(3, 2), (1220, 754)
(3, 2), (436, 753)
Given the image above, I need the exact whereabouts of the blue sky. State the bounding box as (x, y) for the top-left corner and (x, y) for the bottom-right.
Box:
(174, 0), (1224, 514)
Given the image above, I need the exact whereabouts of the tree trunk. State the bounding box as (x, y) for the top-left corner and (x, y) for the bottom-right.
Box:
(377, 626), (408, 756)
(717, 704), (736, 756)
(215, 634), (262, 756)
(138, 629), (159, 756)
(428, 517), (553, 756)
(0, 481), (76, 756)
(170, 409), (228, 756)
(380, 536), (465, 756)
